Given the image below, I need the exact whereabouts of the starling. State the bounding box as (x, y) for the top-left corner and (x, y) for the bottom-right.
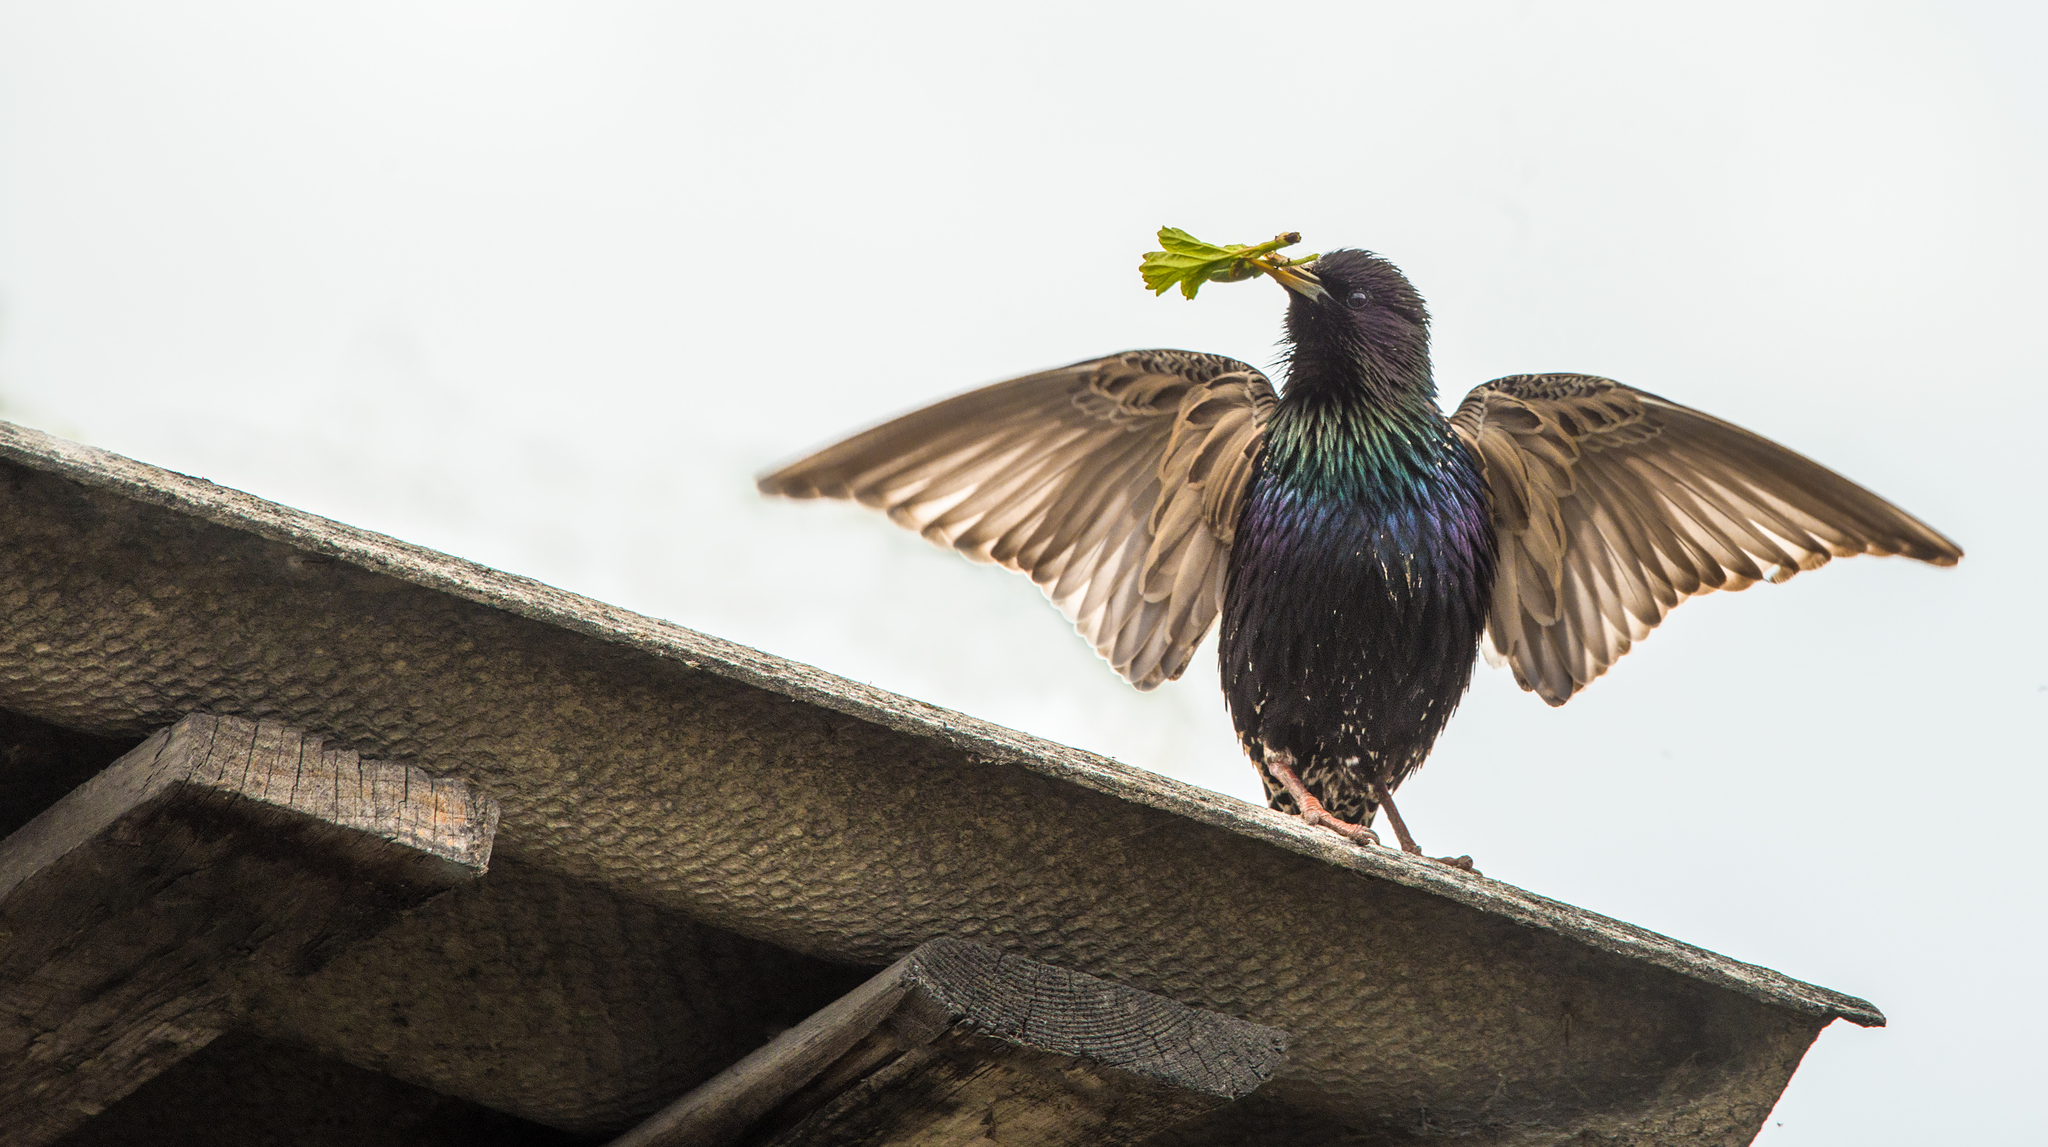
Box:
(759, 250), (1962, 866)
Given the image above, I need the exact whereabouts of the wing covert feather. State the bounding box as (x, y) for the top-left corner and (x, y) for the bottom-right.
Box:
(1450, 373), (1961, 705)
(758, 351), (1277, 689)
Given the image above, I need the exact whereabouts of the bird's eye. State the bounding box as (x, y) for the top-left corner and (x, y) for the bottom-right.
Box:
(1347, 289), (1371, 309)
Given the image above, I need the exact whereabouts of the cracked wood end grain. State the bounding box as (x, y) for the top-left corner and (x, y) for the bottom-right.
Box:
(611, 937), (1287, 1147)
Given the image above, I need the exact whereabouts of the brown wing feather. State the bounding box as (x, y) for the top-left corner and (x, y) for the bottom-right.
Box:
(758, 351), (1276, 689)
(1450, 373), (1962, 705)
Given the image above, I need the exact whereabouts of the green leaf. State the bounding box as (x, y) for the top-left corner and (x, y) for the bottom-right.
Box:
(1155, 227), (1238, 261)
(1137, 227), (1315, 299)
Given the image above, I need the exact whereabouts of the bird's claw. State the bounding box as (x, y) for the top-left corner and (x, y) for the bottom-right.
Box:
(1264, 748), (1384, 848)
(1432, 854), (1480, 874)
(1300, 807), (1381, 847)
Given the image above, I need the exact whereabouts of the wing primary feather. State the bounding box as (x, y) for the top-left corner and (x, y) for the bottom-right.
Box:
(759, 353), (1274, 687)
(1462, 374), (1960, 704)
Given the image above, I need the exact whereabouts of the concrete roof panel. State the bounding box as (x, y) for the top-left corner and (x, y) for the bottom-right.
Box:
(0, 420), (1880, 1144)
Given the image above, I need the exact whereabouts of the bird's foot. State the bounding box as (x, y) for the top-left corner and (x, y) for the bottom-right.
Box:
(1297, 804), (1382, 847)
(1262, 749), (1381, 847)
(1367, 782), (1481, 874)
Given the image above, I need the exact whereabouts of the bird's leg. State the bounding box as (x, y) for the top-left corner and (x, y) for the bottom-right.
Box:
(1263, 749), (1380, 847)
(1368, 781), (1479, 874)
(1367, 781), (1423, 854)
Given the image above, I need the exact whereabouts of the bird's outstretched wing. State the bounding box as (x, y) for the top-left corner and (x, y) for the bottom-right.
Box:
(759, 351), (1277, 689)
(1449, 373), (1962, 705)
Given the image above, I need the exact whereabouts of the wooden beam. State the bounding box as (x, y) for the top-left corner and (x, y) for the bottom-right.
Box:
(610, 937), (1287, 1147)
(0, 713), (498, 1147)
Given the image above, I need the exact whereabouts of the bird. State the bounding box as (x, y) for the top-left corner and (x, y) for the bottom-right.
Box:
(757, 248), (1962, 868)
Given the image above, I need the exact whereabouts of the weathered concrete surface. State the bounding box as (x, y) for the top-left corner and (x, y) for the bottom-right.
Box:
(0, 420), (1879, 1144)
(242, 855), (868, 1135)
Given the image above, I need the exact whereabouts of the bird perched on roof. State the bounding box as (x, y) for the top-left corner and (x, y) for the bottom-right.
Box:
(758, 247), (1961, 869)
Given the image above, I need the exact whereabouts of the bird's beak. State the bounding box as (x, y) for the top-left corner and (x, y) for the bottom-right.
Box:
(1265, 262), (1328, 303)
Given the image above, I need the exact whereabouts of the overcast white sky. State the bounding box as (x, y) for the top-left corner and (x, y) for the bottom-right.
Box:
(1, 2), (2041, 1142)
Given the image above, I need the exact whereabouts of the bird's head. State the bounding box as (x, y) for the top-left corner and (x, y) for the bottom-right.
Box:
(1269, 248), (1433, 400)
